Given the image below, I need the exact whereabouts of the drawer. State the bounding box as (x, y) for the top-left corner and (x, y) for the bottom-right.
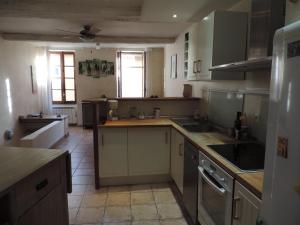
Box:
(16, 159), (61, 216)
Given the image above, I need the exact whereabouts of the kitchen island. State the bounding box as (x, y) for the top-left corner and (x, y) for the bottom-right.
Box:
(0, 147), (71, 225)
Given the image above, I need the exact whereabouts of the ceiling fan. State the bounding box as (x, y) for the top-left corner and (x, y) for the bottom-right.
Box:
(56, 25), (101, 41)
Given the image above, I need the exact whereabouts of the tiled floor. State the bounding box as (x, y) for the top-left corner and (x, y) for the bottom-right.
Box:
(54, 127), (188, 225)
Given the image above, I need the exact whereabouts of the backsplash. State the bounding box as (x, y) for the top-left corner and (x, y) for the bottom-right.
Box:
(208, 90), (244, 128)
(207, 90), (269, 144)
(243, 94), (269, 144)
(117, 99), (200, 119)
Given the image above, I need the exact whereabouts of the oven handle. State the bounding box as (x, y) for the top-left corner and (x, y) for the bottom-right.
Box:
(198, 166), (226, 196)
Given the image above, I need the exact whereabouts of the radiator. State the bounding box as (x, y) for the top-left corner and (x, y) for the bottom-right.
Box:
(52, 106), (77, 124)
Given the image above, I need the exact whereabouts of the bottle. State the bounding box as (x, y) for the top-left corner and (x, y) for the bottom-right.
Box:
(233, 111), (242, 140)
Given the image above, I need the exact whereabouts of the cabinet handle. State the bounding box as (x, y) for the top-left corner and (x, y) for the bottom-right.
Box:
(36, 179), (48, 191)
(193, 61), (197, 73)
(179, 143), (183, 156)
(233, 197), (241, 220)
(197, 60), (202, 73)
(165, 132), (168, 144)
(66, 152), (72, 193)
(101, 134), (104, 147)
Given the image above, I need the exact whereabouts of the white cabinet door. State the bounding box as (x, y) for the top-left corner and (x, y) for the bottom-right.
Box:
(98, 128), (128, 178)
(128, 127), (170, 176)
(187, 10), (247, 81)
(233, 181), (261, 225)
(197, 12), (214, 80)
(170, 128), (184, 194)
(187, 23), (200, 81)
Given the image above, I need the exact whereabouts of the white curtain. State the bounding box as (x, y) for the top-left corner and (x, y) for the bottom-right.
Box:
(35, 47), (52, 115)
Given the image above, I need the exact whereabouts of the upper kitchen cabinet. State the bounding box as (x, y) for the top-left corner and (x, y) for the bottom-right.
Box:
(186, 11), (248, 81)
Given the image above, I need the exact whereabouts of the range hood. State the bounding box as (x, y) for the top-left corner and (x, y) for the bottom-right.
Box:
(210, 0), (285, 72)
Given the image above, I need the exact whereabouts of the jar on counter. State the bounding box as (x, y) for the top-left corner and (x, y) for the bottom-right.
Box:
(153, 107), (160, 119)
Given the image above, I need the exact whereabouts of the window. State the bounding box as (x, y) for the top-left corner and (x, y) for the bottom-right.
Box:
(117, 51), (145, 97)
(49, 51), (76, 104)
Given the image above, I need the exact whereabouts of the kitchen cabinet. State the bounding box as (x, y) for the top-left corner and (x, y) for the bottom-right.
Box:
(170, 128), (184, 194)
(18, 185), (66, 225)
(98, 128), (128, 177)
(128, 127), (170, 176)
(0, 147), (70, 225)
(233, 181), (261, 225)
(82, 102), (94, 128)
(186, 10), (247, 81)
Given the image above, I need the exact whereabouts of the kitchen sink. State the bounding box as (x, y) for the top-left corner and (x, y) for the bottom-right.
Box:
(171, 117), (214, 133)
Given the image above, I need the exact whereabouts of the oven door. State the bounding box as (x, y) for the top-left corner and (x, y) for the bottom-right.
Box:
(198, 166), (232, 225)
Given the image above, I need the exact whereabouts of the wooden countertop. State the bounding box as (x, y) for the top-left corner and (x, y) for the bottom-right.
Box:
(100, 118), (172, 127)
(236, 172), (264, 199)
(0, 147), (67, 197)
(100, 118), (264, 198)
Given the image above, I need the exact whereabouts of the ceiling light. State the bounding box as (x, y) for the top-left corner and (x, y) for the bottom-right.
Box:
(172, 14), (178, 18)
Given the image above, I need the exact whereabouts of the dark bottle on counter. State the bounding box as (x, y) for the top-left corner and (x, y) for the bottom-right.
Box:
(233, 111), (242, 140)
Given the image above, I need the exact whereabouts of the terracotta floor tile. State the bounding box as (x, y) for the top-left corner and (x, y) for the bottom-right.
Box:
(131, 204), (159, 221)
(75, 207), (104, 224)
(131, 192), (155, 205)
(103, 206), (131, 223)
(157, 204), (183, 220)
(107, 192), (130, 206)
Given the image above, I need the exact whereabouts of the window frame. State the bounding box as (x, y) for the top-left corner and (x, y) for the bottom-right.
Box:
(117, 51), (146, 98)
(49, 51), (76, 104)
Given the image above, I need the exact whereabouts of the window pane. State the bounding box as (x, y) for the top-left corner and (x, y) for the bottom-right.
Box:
(64, 54), (74, 66)
(65, 78), (75, 90)
(52, 90), (62, 101)
(66, 90), (75, 101)
(50, 65), (61, 78)
(52, 78), (61, 89)
(121, 53), (143, 67)
(50, 53), (61, 66)
(121, 67), (143, 97)
(65, 67), (74, 78)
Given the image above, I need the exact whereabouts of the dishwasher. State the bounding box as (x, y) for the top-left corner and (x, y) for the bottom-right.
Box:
(183, 139), (199, 224)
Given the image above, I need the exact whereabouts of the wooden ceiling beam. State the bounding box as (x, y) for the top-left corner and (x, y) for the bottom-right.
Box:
(0, 1), (142, 21)
(1, 33), (176, 44)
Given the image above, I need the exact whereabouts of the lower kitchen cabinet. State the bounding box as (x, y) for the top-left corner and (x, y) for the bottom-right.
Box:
(233, 181), (261, 225)
(128, 127), (170, 176)
(98, 128), (128, 177)
(170, 128), (184, 193)
(18, 185), (67, 225)
(0, 148), (70, 225)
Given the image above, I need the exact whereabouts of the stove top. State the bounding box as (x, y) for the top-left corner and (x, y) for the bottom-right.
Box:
(207, 143), (265, 171)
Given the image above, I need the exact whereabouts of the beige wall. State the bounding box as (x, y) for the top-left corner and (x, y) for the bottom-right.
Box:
(0, 38), (41, 146)
(75, 48), (164, 125)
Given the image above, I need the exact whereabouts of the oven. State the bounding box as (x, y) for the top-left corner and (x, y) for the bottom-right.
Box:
(198, 151), (233, 225)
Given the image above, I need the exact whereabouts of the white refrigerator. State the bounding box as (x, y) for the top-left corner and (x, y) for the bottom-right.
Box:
(260, 20), (300, 225)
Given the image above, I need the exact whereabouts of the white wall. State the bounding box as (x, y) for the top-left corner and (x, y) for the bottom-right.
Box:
(75, 47), (165, 125)
(0, 38), (42, 146)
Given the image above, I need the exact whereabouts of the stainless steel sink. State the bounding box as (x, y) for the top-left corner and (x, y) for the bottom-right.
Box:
(171, 117), (214, 133)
